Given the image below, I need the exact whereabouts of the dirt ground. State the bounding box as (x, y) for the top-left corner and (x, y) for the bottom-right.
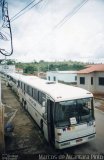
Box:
(1, 79), (52, 154)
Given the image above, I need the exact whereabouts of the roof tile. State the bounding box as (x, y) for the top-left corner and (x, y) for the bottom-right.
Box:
(77, 64), (104, 74)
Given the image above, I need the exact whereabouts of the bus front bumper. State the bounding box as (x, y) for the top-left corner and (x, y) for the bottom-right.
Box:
(55, 133), (96, 149)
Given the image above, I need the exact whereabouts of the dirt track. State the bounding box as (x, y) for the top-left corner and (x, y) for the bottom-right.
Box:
(1, 79), (52, 154)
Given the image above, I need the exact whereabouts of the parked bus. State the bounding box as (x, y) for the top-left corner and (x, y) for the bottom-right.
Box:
(5, 72), (39, 94)
(5, 73), (96, 149)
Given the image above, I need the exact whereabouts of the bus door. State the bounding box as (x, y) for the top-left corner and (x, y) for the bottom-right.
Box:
(47, 99), (55, 145)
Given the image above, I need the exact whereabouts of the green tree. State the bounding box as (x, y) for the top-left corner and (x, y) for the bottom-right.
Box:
(24, 66), (35, 74)
(7, 60), (15, 65)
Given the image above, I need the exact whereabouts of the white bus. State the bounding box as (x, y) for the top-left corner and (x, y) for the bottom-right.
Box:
(5, 73), (96, 149)
(5, 72), (39, 94)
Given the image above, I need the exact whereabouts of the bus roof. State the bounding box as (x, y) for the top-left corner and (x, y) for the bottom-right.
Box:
(7, 72), (39, 81)
(18, 75), (93, 102)
(6, 73), (93, 102)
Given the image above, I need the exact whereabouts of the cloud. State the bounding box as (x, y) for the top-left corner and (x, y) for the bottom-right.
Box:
(0, 0), (104, 63)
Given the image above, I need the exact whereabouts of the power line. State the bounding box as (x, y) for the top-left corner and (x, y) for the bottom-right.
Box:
(39, 0), (89, 44)
(37, 0), (49, 10)
(10, 0), (44, 23)
(53, 0), (89, 30)
(10, 0), (37, 21)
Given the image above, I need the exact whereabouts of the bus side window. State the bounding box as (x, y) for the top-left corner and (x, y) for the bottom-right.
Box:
(18, 81), (20, 87)
(38, 91), (46, 107)
(33, 88), (38, 101)
(24, 83), (26, 91)
(31, 88), (33, 97)
(28, 86), (32, 96)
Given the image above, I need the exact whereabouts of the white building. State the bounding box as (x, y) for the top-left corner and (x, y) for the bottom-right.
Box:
(47, 71), (77, 84)
(77, 64), (104, 94)
(0, 65), (15, 73)
(16, 68), (23, 74)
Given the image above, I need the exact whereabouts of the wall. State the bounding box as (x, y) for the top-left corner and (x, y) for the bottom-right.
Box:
(47, 71), (77, 83)
(0, 65), (15, 73)
(94, 72), (104, 94)
(77, 72), (104, 94)
(77, 73), (90, 91)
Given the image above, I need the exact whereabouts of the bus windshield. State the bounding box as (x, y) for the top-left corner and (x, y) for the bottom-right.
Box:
(55, 98), (94, 127)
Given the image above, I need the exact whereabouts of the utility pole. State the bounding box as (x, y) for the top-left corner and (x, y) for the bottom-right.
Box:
(0, 0), (13, 56)
(0, 0), (13, 153)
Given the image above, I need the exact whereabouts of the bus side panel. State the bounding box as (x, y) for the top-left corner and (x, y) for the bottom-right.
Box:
(26, 100), (49, 141)
(27, 101), (40, 125)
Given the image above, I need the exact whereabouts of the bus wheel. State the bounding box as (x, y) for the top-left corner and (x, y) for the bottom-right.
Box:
(24, 101), (27, 110)
(22, 99), (24, 107)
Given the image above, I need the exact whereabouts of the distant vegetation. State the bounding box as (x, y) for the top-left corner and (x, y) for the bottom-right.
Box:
(16, 60), (86, 74)
(0, 59), (87, 74)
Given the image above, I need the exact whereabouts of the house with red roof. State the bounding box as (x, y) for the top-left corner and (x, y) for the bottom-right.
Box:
(16, 68), (23, 74)
(77, 64), (104, 94)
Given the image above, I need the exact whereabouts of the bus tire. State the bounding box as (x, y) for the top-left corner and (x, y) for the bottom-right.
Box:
(22, 99), (24, 107)
(24, 101), (27, 110)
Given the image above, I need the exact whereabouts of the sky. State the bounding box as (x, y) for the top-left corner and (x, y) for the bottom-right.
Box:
(0, 0), (104, 63)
